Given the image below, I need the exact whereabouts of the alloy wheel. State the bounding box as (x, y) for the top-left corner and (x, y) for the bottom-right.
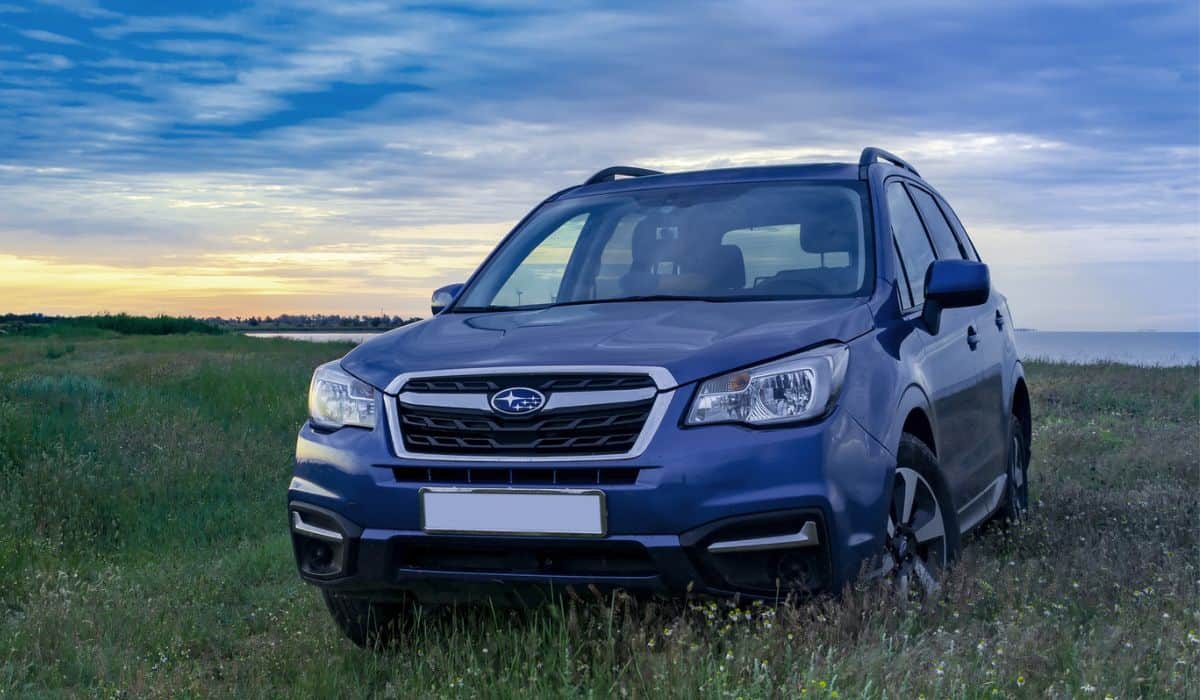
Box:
(869, 467), (949, 598)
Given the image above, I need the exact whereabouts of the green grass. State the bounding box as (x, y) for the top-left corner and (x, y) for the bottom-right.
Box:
(0, 335), (1196, 698)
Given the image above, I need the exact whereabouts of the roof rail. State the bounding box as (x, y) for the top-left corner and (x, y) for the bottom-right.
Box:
(583, 165), (663, 186)
(858, 147), (920, 178)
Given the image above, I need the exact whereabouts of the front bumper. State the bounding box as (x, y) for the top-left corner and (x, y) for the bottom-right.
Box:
(289, 389), (894, 602)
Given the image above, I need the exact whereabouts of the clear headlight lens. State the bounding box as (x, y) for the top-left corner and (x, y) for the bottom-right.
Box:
(308, 361), (377, 429)
(686, 344), (849, 426)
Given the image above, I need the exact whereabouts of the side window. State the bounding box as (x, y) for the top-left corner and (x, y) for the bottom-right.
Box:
(492, 214), (587, 307)
(886, 181), (936, 307)
(908, 186), (966, 260)
(935, 196), (981, 262)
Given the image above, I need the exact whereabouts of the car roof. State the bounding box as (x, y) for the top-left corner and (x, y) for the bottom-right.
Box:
(556, 162), (865, 200)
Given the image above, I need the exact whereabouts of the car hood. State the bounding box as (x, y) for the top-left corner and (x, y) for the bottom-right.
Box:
(341, 298), (874, 391)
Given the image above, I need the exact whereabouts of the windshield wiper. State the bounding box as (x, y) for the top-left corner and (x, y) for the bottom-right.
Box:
(449, 304), (549, 314)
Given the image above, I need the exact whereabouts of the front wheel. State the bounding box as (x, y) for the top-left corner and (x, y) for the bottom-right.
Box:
(322, 591), (413, 649)
(868, 434), (960, 598)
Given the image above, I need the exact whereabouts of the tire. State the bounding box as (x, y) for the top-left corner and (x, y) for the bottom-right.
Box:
(995, 414), (1030, 524)
(322, 591), (412, 649)
(868, 433), (960, 598)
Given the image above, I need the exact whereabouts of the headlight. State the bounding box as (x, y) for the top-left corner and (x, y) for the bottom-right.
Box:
(685, 344), (849, 426)
(308, 361), (377, 429)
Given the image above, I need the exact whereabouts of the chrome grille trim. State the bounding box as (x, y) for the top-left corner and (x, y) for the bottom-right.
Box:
(396, 387), (657, 412)
(383, 365), (677, 394)
(397, 392), (490, 411)
(381, 365), (677, 463)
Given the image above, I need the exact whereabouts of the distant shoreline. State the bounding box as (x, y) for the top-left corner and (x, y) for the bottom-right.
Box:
(241, 327), (391, 333)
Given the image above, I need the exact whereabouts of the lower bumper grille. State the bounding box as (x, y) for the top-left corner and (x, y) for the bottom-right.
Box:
(396, 540), (656, 577)
(392, 466), (640, 486)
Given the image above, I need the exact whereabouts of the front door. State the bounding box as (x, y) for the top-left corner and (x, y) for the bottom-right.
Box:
(888, 180), (1006, 511)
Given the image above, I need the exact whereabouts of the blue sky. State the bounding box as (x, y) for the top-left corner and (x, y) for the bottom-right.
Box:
(0, 0), (1197, 329)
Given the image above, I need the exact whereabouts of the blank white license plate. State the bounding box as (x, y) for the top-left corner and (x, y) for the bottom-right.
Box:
(420, 488), (606, 537)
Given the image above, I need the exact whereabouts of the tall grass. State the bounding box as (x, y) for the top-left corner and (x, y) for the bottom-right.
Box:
(0, 336), (1196, 697)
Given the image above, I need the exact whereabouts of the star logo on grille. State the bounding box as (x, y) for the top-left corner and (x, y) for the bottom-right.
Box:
(490, 387), (546, 415)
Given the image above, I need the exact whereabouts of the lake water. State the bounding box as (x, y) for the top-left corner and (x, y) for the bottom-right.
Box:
(245, 331), (382, 344)
(1013, 331), (1198, 367)
(247, 330), (1200, 366)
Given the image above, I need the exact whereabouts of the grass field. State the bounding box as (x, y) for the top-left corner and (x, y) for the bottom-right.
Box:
(0, 334), (1196, 698)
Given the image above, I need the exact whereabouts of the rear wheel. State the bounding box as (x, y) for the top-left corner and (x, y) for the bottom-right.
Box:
(995, 414), (1030, 524)
(322, 591), (413, 649)
(869, 434), (960, 598)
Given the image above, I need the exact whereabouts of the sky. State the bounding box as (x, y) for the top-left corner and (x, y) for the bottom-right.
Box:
(0, 0), (1197, 330)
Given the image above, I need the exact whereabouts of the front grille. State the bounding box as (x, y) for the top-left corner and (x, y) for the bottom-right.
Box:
(393, 466), (640, 485)
(398, 399), (654, 456)
(393, 371), (661, 458)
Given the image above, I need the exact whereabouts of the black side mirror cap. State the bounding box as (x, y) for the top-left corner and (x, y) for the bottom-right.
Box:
(922, 260), (990, 333)
(431, 283), (464, 315)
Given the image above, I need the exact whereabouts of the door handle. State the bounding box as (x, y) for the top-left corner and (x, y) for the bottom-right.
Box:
(967, 326), (980, 350)
(995, 309), (1005, 330)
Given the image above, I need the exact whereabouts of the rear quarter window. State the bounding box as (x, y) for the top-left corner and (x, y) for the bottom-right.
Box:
(935, 195), (982, 262)
(908, 186), (967, 260)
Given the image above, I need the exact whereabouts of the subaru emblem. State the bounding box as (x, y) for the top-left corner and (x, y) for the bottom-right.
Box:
(490, 387), (546, 415)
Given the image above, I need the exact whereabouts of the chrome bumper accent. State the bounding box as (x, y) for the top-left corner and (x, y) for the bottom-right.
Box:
(707, 521), (820, 554)
(291, 511), (344, 543)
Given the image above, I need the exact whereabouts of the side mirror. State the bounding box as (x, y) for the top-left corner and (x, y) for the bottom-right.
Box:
(922, 260), (990, 333)
(431, 283), (464, 315)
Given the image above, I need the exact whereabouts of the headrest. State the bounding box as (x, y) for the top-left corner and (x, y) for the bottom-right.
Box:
(630, 215), (663, 264)
(709, 244), (746, 290)
(801, 222), (856, 255)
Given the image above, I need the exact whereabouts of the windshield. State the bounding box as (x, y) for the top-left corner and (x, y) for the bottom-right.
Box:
(455, 181), (872, 311)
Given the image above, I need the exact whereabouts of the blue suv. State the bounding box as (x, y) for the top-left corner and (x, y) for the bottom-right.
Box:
(290, 148), (1031, 647)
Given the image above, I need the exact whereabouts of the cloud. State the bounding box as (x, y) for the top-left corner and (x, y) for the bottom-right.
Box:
(0, 0), (1196, 326)
(18, 28), (80, 45)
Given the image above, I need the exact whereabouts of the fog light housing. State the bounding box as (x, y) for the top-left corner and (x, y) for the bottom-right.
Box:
(289, 505), (355, 579)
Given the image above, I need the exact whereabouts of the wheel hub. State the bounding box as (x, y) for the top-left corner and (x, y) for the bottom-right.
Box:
(889, 526), (916, 561)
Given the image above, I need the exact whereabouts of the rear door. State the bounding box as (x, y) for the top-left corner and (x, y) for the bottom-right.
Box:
(888, 180), (1006, 511)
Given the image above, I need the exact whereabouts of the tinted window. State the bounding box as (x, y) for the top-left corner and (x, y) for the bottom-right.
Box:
(936, 196), (981, 261)
(887, 181), (936, 307)
(456, 182), (872, 310)
(908, 186), (966, 260)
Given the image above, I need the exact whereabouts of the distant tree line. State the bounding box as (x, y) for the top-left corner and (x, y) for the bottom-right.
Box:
(0, 312), (422, 337)
(0, 313), (222, 336)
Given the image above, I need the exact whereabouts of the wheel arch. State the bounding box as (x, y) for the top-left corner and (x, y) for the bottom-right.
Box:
(890, 383), (937, 457)
(1012, 373), (1031, 454)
